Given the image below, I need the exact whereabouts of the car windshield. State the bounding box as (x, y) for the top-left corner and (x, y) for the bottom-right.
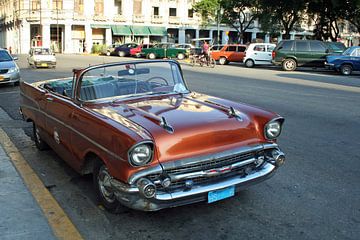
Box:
(34, 48), (51, 55)
(0, 50), (13, 62)
(79, 61), (189, 101)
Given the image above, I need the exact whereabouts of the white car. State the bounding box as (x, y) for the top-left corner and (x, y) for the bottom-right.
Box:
(244, 43), (276, 68)
(28, 47), (56, 68)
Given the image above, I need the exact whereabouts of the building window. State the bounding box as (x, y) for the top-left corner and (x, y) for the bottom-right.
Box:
(115, 0), (122, 15)
(74, 0), (84, 14)
(133, 0), (142, 15)
(52, 0), (63, 10)
(31, 0), (40, 10)
(188, 9), (193, 18)
(153, 6), (159, 16)
(94, 0), (104, 16)
(169, 8), (176, 16)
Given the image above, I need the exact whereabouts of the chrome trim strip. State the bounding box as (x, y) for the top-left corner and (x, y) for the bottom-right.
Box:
(155, 162), (276, 201)
(128, 165), (163, 184)
(168, 157), (257, 181)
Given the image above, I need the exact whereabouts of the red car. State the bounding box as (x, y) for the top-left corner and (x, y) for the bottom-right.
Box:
(130, 43), (154, 58)
(211, 44), (247, 65)
(20, 60), (285, 212)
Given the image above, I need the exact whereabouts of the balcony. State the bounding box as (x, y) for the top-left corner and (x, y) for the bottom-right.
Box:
(93, 14), (108, 21)
(169, 16), (180, 25)
(133, 14), (144, 23)
(113, 14), (126, 22)
(151, 15), (163, 24)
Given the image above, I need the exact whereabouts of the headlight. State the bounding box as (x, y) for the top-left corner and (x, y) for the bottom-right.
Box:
(264, 118), (284, 140)
(8, 67), (19, 73)
(128, 142), (153, 166)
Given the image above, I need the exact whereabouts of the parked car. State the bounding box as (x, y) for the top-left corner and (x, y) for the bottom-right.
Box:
(103, 43), (122, 56)
(175, 43), (195, 50)
(113, 43), (138, 57)
(19, 60), (285, 212)
(0, 48), (20, 86)
(272, 40), (341, 71)
(325, 46), (360, 75)
(324, 41), (347, 54)
(211, 44), (247, 65)
(210, 44), (225, 51)
(27, 47), (56, 68)
(244, 43), (276, 68)
(130, 43), (154, 58)
(141, 43), (188, 60)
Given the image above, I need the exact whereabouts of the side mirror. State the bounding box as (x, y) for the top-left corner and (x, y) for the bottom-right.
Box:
(13, 56), (18, 61)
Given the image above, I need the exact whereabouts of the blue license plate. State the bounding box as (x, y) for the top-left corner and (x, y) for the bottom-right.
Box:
(208, 186), (235, 203)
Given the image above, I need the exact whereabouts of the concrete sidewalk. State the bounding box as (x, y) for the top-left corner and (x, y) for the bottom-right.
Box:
(0, 144), (56, 240)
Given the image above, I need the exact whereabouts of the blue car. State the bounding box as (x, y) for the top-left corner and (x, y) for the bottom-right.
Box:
(325, 46), (360, 75)
(113, 43), (138, 57)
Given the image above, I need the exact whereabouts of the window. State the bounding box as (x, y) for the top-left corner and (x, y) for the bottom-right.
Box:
(52, 0), (63, 10)
(351, 48), (360, 57)
(133, 0), (142, 15)
(267, 45), (275, 52)
(310, 42), (326, 52)
(278, 41), (293, 51)
(188, 9), (193, 18)
(226, 46), (236, 52)
(253, 45), (265, 52)
(295, 41), (310, 52)
(169, 8), (177, 16)
(31, 0), (40, 10)
(94, 0), (104, 16)
(115, 0), (122, 15)
(237, 46), (246, 52)
(74, 0), (84, 14)
(153, 6), (159, 16)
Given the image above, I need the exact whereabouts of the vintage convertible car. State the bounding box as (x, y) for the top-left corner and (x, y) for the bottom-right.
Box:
(20, 60), (285, 211)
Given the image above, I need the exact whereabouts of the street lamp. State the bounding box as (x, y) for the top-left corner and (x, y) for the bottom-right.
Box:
(217, 8), (224, 45)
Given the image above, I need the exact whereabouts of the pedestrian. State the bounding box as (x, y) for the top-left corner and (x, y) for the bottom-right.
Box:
(202, 40), (209, 61)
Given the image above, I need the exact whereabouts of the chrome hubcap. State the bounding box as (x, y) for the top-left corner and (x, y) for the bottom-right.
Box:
(285, 61), (294, 69)
(98, 167), (116, 203)
(343, 67), (350, 75)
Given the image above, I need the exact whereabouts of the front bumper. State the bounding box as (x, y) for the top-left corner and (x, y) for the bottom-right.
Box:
(35, 61), (56, 68)
(0, 72), (20, 85)
(110, 143), (285, 211)
(324, 62), (335, 70)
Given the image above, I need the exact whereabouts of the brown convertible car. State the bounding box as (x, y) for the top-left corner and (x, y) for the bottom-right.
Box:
(20, 60), (285, 211)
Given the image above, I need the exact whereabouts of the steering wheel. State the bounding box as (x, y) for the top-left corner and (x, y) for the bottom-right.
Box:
(145, 76), (169, 87)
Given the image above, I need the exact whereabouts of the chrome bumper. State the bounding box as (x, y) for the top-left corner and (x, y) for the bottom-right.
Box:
(110, 144), (285, 211)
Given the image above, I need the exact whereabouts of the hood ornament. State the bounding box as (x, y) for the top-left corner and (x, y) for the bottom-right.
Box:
(160, 116), (174, 134)
(229, 106), (243, 122)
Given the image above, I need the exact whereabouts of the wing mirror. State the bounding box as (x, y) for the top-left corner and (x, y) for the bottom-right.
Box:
(12, 56), (18, 61)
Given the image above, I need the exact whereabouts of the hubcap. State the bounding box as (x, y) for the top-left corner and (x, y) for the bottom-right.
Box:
(98, 167), (116, 203)
(285, 60), (294, 69)
(342, 67), (350, 75)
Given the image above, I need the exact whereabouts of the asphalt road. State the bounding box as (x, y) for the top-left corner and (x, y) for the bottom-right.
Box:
(0, 54), (359, 240)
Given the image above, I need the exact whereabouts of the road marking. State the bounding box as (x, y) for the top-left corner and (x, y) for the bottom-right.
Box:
(0, 127), (83, 240)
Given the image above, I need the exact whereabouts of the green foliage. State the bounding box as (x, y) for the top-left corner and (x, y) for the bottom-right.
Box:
(91, 44), (107, 54)
(193, 0), (220, 26)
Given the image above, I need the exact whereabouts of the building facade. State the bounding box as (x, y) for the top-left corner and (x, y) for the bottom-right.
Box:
(0, 0), (357, 54)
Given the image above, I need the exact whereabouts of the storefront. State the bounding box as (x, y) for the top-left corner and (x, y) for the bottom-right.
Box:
(72, 25), (85, 53)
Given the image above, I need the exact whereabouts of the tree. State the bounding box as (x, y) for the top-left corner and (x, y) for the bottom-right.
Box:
(259, 0), (307, 39)
(343, 0), (360, 33)
(193, 0), (220, 26)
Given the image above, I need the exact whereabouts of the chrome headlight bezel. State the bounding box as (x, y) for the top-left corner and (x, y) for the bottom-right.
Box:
(128, 141), (154, 167)
(264, 117), (284, 140)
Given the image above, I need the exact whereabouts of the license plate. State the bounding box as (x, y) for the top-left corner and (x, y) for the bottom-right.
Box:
(208, 186), (235, 203)
(41, 63), (48, 67)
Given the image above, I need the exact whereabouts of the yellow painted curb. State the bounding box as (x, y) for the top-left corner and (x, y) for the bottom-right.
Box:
(0, 127), (83, 240)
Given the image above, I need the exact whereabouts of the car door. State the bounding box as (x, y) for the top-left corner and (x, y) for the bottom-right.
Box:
(44, 91), (79, 169)
(226, 46), (237, 61)
(309, 41), (328, 67)
(236, 45), (246, 62)
(294, 41), (311, 66)
(351, 48), (360, 70)
(252, 44), (268, 64)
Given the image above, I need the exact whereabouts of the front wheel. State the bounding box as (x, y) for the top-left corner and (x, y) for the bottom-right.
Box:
(177, 53), (185, 60)
(282, 58), (297, 71)
(118, 51), (125, 57)
(208, 58), (216, 68)
(219, 57), (228, 65)
(33, 123), (49, 150)
(148, 53), (156, 59)
(340, 64), (352, 76)
(245, 59), (255, 68)
(93, 161), (122, 213)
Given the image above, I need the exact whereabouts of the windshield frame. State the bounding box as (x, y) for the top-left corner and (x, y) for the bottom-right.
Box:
(74, 60), (190, 103)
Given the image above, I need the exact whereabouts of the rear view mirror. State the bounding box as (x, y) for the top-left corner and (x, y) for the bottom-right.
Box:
(12, 56), (18, 61)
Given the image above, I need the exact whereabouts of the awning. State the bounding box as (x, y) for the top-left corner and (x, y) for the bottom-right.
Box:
(90, 24), (111, 29)
(130, 26), (151, 36)
(148, 26), (167, 36)
(111, 25), (132, 36)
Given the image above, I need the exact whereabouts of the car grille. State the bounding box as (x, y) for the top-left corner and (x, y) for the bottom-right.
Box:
(0, 69), (8, 74)
(148, 150), (264, 192)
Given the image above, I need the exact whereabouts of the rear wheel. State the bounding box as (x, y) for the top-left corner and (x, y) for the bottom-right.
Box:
(282, 58), (297, 71)
(340, 64), (352, 75)
(245, 59), (255, 68)
(219, 57), (228, 65)
(177, 53), (185, 60)
(93, 160), (122, 213)
(106, 51), (111, 56)
(118, 51), (125, 57)
(148, 53), (156, 59)
(33, 123), (49, 151)
(209, 57), (216, 68)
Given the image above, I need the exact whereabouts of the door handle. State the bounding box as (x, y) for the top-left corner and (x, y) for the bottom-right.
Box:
(46, 97), (54, 102)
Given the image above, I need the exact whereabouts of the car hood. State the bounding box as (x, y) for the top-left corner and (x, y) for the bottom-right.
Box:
(90, 93), (278, 163)
(0, 60), (16, 69)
